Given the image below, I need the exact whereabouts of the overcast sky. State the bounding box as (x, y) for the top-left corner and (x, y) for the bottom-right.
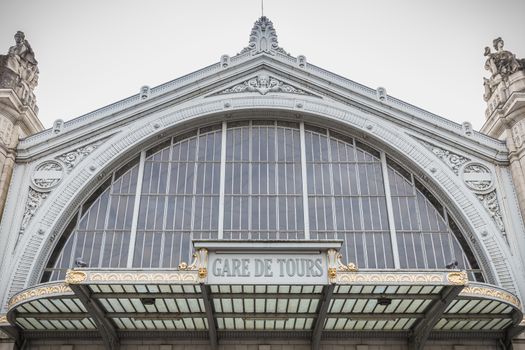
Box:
(1, 0), (524, 130)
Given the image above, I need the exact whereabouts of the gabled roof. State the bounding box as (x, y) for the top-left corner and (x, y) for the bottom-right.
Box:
(17, 16), (507, 163)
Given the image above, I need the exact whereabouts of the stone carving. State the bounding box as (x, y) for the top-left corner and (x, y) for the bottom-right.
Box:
(477, 190), (505, 233)
(483, 37), (525, 101)
(220, 75), (308, 96)
(447, 271), (469, 285)
(31, 160), (64, 190)
(462, 163), (494, 193)
(64, 270), (88, 284)
(56, 140), (103, 172)
(0, 31), (39, 111)
(0, 117), (13, 145)
(19, 188), (48, 233)
(421, 141), (470, 174)
(511, 120), (525, 150)
(239, 16), (288, 55)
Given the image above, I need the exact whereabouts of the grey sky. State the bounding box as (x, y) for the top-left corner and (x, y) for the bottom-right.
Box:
(1, 0), (524, 130)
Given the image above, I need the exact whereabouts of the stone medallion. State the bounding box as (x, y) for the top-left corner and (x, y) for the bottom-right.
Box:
(461, 163), (494, 193)
(31, 160), (64, 191)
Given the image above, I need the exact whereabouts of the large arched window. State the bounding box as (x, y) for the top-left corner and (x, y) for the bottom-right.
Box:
(42, 120), (483, 282)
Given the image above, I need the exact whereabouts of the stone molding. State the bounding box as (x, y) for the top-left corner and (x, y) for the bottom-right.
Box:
(2, 95), (518, 311)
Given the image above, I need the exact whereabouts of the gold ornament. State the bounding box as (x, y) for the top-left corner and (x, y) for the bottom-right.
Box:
(65, 270), (87, 284)
(447, 271), (469, 285)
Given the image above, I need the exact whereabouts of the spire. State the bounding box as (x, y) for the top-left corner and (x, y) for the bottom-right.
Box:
(239, 16), (288, 55)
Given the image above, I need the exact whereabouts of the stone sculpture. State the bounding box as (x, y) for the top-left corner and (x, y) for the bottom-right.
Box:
(0, 31), (39, 110)
(483, 37), (525, 101)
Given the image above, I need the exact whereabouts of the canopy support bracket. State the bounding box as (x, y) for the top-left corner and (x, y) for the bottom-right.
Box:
(69, 284), (119, 350)
(408, 285), (463, 350)
(311, 284), (334, 350)
(4, 312), (26, 350)
(201, 283), (218, 350)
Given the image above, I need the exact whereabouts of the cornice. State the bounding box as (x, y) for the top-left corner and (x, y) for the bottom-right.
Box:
(15, 53), (506, 163)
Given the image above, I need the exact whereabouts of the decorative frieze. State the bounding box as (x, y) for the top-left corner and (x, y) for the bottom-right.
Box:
(219, 75), (309, 96)
(56, 140), (103, 172)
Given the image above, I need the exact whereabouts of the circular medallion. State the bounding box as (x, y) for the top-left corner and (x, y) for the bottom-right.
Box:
(461, 163), (494, 193)
(31, 160), (64, 191)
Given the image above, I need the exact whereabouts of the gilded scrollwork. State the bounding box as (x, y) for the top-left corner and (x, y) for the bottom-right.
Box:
(460, 285), (521, 309)
(0, 315), (8, 324)
(65, 270), (88, 284)
(446, 271), (469, 285)
(179, 248), (208, 281)
(85, 271), (199, 284)
(8, 283), (72, 309)
(327, 249), (358, 282)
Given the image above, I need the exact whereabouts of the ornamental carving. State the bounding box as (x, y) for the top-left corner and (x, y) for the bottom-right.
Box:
(8, 283), (72, 309)
(460, 285), (521, 309)
(56, 140), (104, 172)
(0, 31), (39, 110)
(447, 271), (469, 285)
(337, 272), (445, 285)
(477, 190), (505, 233)
(462, 163), (494, 193)
(239, 16), (288, 55)
(421, 141), (470, 175)
(179, 248), (208, 281)
(19, 188), (48, 233)
(0, 315), (7, 324)
(0, 117), (13, 145)
(65, 270), (87, 284)
(83, 271), (199, 284)
(483, 37), (525, 101)
(219, 75), (308, 96)
(327, 249), (358, 282)
(31, 160), (64, 191)
(511, 120), (525, 150)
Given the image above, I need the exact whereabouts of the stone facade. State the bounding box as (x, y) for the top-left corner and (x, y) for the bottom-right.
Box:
(0, 32), (43, 221)
(0, 23), (525, 350)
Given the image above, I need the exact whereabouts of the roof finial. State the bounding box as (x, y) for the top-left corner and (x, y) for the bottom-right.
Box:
(261, 0), (264, 17)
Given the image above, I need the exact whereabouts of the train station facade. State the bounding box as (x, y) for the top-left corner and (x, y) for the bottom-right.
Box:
(0, 17), (525, 350)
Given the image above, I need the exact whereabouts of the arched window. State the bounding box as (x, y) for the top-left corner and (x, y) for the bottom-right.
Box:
(42, 120), (483, 282)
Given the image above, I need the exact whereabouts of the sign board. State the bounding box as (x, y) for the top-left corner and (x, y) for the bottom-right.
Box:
(207, 252), (328, 284)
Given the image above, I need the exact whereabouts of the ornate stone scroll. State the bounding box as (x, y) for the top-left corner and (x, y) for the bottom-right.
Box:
(19, 188), (48, 233)
(239, 16), (288, 55)
(483, 37), (525, 101)
(219, 75), (309, 96)
(419, 140), (470, 175)
(327, 249), (358, 283)
(0, 31), (39, 111)
(56, 140), (104, 172)
(477, 191), (505, 233)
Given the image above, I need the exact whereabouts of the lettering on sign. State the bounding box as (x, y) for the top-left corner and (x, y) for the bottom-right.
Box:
(207, 253), (327, 284)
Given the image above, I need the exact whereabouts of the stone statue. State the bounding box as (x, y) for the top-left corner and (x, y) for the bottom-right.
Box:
(483, 37), (524, 101)
(0, 31), (39, 110)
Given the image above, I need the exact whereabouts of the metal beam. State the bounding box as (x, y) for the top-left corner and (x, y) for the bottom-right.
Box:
(200, 283), (218, 350)
(502, 310), (524, 350)
(91, 292), (437, 300)
(69, 284), (119, 350)
(311, 284), (334, 350)
(408, 285), (463, 350)
(4, 312), (25, 350)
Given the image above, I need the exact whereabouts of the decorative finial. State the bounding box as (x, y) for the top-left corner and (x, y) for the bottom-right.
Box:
(239, 16), (288, 55)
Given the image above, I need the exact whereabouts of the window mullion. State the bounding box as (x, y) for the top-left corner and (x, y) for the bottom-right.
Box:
(217, 121), (227, 239)
(380, 153), (401, 269)
(126, 150), (146, 268)
(299, 122), (310, 239)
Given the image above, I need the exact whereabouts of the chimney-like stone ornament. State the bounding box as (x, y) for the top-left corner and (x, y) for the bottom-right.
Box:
(0, 31), (39, 112)
(239, 16), (289, 55)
